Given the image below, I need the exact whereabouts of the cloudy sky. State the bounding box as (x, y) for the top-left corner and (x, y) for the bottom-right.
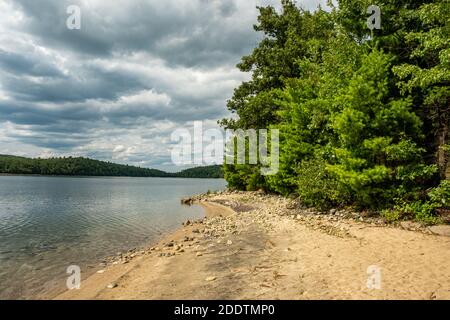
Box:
(0, 0), (326, 171)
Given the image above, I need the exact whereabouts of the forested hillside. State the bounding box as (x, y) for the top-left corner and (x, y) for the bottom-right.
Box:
(222, 0), (449, 223)
(0, 155), (223, 179)
(176, 165), (223, 179)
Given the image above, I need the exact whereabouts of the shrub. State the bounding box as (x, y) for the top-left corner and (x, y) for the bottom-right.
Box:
(296, 157), (348, 210)
(428, 180), (450, 209)
(393, 199), (441, 225)
(381, 209), (402, 223)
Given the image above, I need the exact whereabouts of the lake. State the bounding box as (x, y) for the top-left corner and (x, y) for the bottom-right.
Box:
(0, 175), (226, 299)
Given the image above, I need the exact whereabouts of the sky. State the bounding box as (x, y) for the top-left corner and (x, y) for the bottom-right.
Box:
(0, 0), (328, 171)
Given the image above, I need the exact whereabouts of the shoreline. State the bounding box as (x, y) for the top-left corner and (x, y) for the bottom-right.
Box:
(54, 191), (450, 300)
(51, 200), (234, 300)
(34, 201), (225, 300)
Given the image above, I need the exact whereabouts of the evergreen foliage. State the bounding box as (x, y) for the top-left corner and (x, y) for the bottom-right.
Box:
(222, 0), (450, 223)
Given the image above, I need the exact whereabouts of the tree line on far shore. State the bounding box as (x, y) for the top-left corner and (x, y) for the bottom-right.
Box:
(0, 155), (223, 179)
(221, 0), (449, 223)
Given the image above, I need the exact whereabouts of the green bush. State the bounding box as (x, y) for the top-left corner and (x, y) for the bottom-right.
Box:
(381, 209), (402, 223)
(296, 157), (349, 210)
(429, 180), (450, 209)
(393, 200), (441, 225)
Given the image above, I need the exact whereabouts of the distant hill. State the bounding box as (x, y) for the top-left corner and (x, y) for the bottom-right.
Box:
(176, 165), (223, 179)
(0, 155), (223, 179)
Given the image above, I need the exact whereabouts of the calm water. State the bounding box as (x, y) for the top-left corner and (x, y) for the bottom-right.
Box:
(0, 176), (226, 299)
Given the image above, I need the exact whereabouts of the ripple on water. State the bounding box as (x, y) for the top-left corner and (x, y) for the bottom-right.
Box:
(0, 176), (226, 299)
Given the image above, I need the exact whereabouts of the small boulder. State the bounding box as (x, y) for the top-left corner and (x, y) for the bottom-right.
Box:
(181, 198), (193, 205)
(183, 220), (192, 226)
(400, 221), (422, 230)
(428, 225), (450, 237)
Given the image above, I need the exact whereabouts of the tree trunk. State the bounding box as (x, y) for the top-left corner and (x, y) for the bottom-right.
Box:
(437, 121), (449, 180)
(447, 162), (450, 180)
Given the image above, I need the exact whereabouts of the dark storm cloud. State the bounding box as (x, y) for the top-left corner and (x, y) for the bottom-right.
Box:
(9, 0), (112, 56)
(0, 49), (64, 77)
(0, 65), (145, 103)
(0, 99), (99, 125)
(10, 0), (258, 68)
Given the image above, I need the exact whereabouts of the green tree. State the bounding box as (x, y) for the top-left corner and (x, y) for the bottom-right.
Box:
(392, 1), (450, 179)
(222, 0), (334, 190)
(223, 0), (448, 221)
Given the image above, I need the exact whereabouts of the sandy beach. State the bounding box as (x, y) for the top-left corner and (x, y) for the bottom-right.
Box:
(55, 191), (450, 300)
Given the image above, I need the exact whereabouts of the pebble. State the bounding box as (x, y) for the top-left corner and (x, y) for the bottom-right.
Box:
(107, 283), (118, 289)
(205, 276), (216, 282)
